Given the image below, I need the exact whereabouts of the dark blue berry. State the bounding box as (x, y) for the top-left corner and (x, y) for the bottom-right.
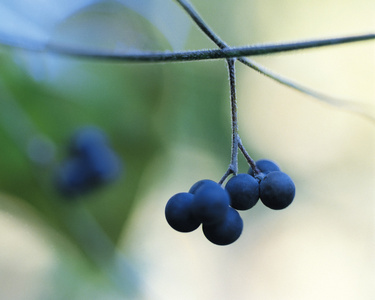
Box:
(56, 126), (122, 197)
(70, 126), (108, 156)
(225, 173), (259, 210)
(188, 179), (217, 194)
(55, 158), (94, 197)
(259, 171), (295, 210)
(191, 181), (230, 224)
(82, 144), (121, 182)
(165, 193), (201, 232)
(248, 159), (280, 176)
(202, 207), (243, 245)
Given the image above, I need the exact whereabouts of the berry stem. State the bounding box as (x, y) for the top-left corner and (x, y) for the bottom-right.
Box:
(218, 58), (239, 185)
(218, 168), (233, 185)
(175, 0), (261, 178)
(228, 58), (239, 174)
(238, 137), (261, 175)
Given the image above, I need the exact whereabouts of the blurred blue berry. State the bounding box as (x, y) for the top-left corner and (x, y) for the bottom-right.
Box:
(55, 158), (94, 197)
(56, 126), (122, 197)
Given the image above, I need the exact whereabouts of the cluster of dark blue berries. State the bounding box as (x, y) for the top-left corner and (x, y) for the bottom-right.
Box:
(165, 159), (295, 245)
(55, 126), (122, 197)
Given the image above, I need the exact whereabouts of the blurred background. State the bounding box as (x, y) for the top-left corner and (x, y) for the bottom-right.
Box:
(0, 0), (374, 299)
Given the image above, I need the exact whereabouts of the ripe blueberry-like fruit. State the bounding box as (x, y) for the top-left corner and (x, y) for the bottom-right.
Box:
(225, 173), (259, 210)
(191, 181), (230, 224)
(259, 171), (295, 210)
(188, 179), (217, 194)
(165, 193), (201, 232)
(202, 207), (243, 245)
(248, 159), (280, 176)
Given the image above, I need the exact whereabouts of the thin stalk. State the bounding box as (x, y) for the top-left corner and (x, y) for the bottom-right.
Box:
(177, 0), (262, 172)
(218, 168), (233, 185)
(219, 58), (239, 184)
(228, 58), (239, 175)
(0, 32), (373, 62)
(175, 0), (227, 48)
(238, 137), (260, 175)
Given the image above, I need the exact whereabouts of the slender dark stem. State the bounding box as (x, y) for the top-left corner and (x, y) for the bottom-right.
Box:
(228, 58), (239, 173)
(218, 168), (233, 185)
(0, 32), (373, 62)
(219, 58), (239, 184)
(175, 0), (227, 49)
(238, 138), (260, 175)
(177, 0), (264, 172)
(176, 0), (243, 182)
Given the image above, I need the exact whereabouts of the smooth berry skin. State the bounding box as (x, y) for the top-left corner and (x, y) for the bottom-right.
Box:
(191, 182), (230, 224)
(165, 193), (201, 232)
(203, 207), (243, 246)
(259, 171), (295, 210)
(248, 159), (280, 176)
(225, 173), (260, 210)
(189, 179), (217, 194)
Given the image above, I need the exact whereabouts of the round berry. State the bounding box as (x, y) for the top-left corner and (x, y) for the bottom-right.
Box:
(55, 158), (93, 197)
(248, 159), (280, 176)
(203, 207), (243, 245)
(191, 181), (230, 224)
(225, 173), (259, 210)
(83, 144), (122, 182)
(165, 193), (201, 232)
(259, 171), (295, 210)
(56, 126), (122, 198)
(189, 179), (217, 194)
(70, 126), (108, 156)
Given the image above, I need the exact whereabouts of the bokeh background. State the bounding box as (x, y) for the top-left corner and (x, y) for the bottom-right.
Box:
(0, 0), (374, 299)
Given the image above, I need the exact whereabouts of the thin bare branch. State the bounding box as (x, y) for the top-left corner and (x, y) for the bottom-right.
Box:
(0, 32), (373, 62)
